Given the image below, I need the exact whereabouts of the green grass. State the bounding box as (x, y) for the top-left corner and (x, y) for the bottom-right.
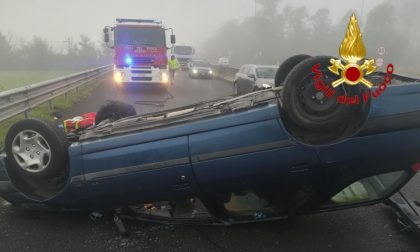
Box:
(0, 78), (104, 149)
(0, 70), (75, 91)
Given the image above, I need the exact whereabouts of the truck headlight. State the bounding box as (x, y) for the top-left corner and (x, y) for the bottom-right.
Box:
(161, 72), (169, 84)
(209, 70), (213, 75)
(193, 68), (198, 74)
(114, 71), (123, 83)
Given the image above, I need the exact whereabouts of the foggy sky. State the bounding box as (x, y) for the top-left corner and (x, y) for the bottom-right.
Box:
(1, 0), (384, 48)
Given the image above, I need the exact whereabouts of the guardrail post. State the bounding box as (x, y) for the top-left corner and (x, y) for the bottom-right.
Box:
(24, 111), (29, 119)
(64, 92), (68, 101)
(48, 100), (54, 111)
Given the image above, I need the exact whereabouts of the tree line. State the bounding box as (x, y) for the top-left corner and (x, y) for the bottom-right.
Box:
(201, 0), (420, 73)
(0, 33), (112, 71)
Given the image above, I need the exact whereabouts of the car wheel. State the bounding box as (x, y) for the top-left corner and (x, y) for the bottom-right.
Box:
(4, 119), (69, 180)
(275, 54), (312, 87)
(282, 56), (370, 136)
(95, 100), (137, 125)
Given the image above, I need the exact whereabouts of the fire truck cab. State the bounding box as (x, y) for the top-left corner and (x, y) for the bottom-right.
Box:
(103, 18), (176, 90)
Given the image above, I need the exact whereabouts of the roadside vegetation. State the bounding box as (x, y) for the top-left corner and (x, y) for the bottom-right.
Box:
(203, 0), (420, 73)
(0, 70), (75, 91)
(0, 77), (105, 149)
(0, 29), (112, 149)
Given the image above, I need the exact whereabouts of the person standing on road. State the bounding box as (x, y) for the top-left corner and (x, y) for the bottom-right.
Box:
(168, 55), (180, 84)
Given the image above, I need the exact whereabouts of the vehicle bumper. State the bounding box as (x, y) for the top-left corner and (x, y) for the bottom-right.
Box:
(190, 72), (213, 78)
(113, 67), (170, 86)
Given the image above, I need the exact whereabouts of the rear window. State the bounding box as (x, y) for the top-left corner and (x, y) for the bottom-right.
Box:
(256, 67), (276, 79)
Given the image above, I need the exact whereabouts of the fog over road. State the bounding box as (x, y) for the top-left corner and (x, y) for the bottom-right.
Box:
(1, 73), (420, 251)
(62, 72), (234, 118)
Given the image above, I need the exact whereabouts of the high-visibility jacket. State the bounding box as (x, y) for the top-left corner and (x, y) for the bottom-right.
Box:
(168, 58), (181, 70)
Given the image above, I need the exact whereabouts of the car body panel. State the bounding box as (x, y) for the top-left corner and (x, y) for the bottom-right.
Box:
(0, 82), (420, 221)
(235, 65), (277, 95)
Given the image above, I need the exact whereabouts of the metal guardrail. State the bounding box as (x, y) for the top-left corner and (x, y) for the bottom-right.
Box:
(0, 65), (113, 123)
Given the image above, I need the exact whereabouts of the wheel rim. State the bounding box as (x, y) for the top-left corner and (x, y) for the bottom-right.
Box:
(11, 130), (51, 173)
(297, 72), (343, 115)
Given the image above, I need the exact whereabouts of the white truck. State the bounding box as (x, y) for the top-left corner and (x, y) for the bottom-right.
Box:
(172, 45), (195, 71)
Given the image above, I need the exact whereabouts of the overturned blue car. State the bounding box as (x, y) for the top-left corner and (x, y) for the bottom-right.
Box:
(1, 56), (420, 232)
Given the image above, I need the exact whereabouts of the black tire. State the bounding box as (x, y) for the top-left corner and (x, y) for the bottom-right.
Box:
(275, 54), (312, 87)
(4, 119), (68, 180)
(95, 100), (137, 125)
(282, 56), (367, 132)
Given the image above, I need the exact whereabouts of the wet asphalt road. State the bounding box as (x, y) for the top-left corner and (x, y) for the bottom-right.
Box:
(1, 72), (420, 251)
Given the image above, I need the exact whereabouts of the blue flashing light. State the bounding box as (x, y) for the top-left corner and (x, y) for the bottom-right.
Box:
(125, 56), (133, 65)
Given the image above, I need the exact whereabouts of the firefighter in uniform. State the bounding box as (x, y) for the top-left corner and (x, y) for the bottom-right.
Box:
(168, 55), (180, 84)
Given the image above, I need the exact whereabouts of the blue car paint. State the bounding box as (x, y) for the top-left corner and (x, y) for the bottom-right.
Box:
(0, 83), (420, 212)
(369, 83), (420, 117)
(189, 119), (320, 194)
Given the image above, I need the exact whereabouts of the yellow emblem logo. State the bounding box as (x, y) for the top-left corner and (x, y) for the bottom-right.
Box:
(328, 13), (376, 88)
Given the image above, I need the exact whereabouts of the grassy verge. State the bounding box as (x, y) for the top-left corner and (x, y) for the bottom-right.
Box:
(0, 70), (76, 91)
(0, 78), (104, 149)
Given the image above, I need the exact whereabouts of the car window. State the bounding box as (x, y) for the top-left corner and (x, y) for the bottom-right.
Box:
(256, 67), (277, 79)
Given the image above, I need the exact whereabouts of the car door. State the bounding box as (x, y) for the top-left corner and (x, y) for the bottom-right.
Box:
(246, 67), (257, 92)
(315, 128), (420, 210)
(81, 133), (197, 208)
(240, 66), (256, 94)
(236, 66), (248, 95)
(189, 107), (323, 222)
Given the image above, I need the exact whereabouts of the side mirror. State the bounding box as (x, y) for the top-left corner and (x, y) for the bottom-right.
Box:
(170, 35), (176, 45)
(103, 27), (110, 43)
(104, 33), (110, 43)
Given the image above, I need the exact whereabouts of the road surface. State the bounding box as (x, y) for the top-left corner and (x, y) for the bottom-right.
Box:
(1, 72), (420, 252)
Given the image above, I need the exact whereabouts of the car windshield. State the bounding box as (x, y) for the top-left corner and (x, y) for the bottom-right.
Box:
(192, 61), (210, 67)
(115, 26), (165, 47)
(256, 67), (276, 79)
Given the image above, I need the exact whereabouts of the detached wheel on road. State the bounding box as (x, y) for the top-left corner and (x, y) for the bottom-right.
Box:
(275, 54), (312, 87)
(4, 119), (68, 180)
(281, 56), (370, 144)
(95, 100), (137, 125)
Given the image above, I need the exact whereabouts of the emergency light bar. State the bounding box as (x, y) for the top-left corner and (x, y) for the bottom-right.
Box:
(116, 18), (162, 24)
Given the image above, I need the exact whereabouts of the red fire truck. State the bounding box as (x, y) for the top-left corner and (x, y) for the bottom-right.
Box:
(103, 18), (176, 90)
